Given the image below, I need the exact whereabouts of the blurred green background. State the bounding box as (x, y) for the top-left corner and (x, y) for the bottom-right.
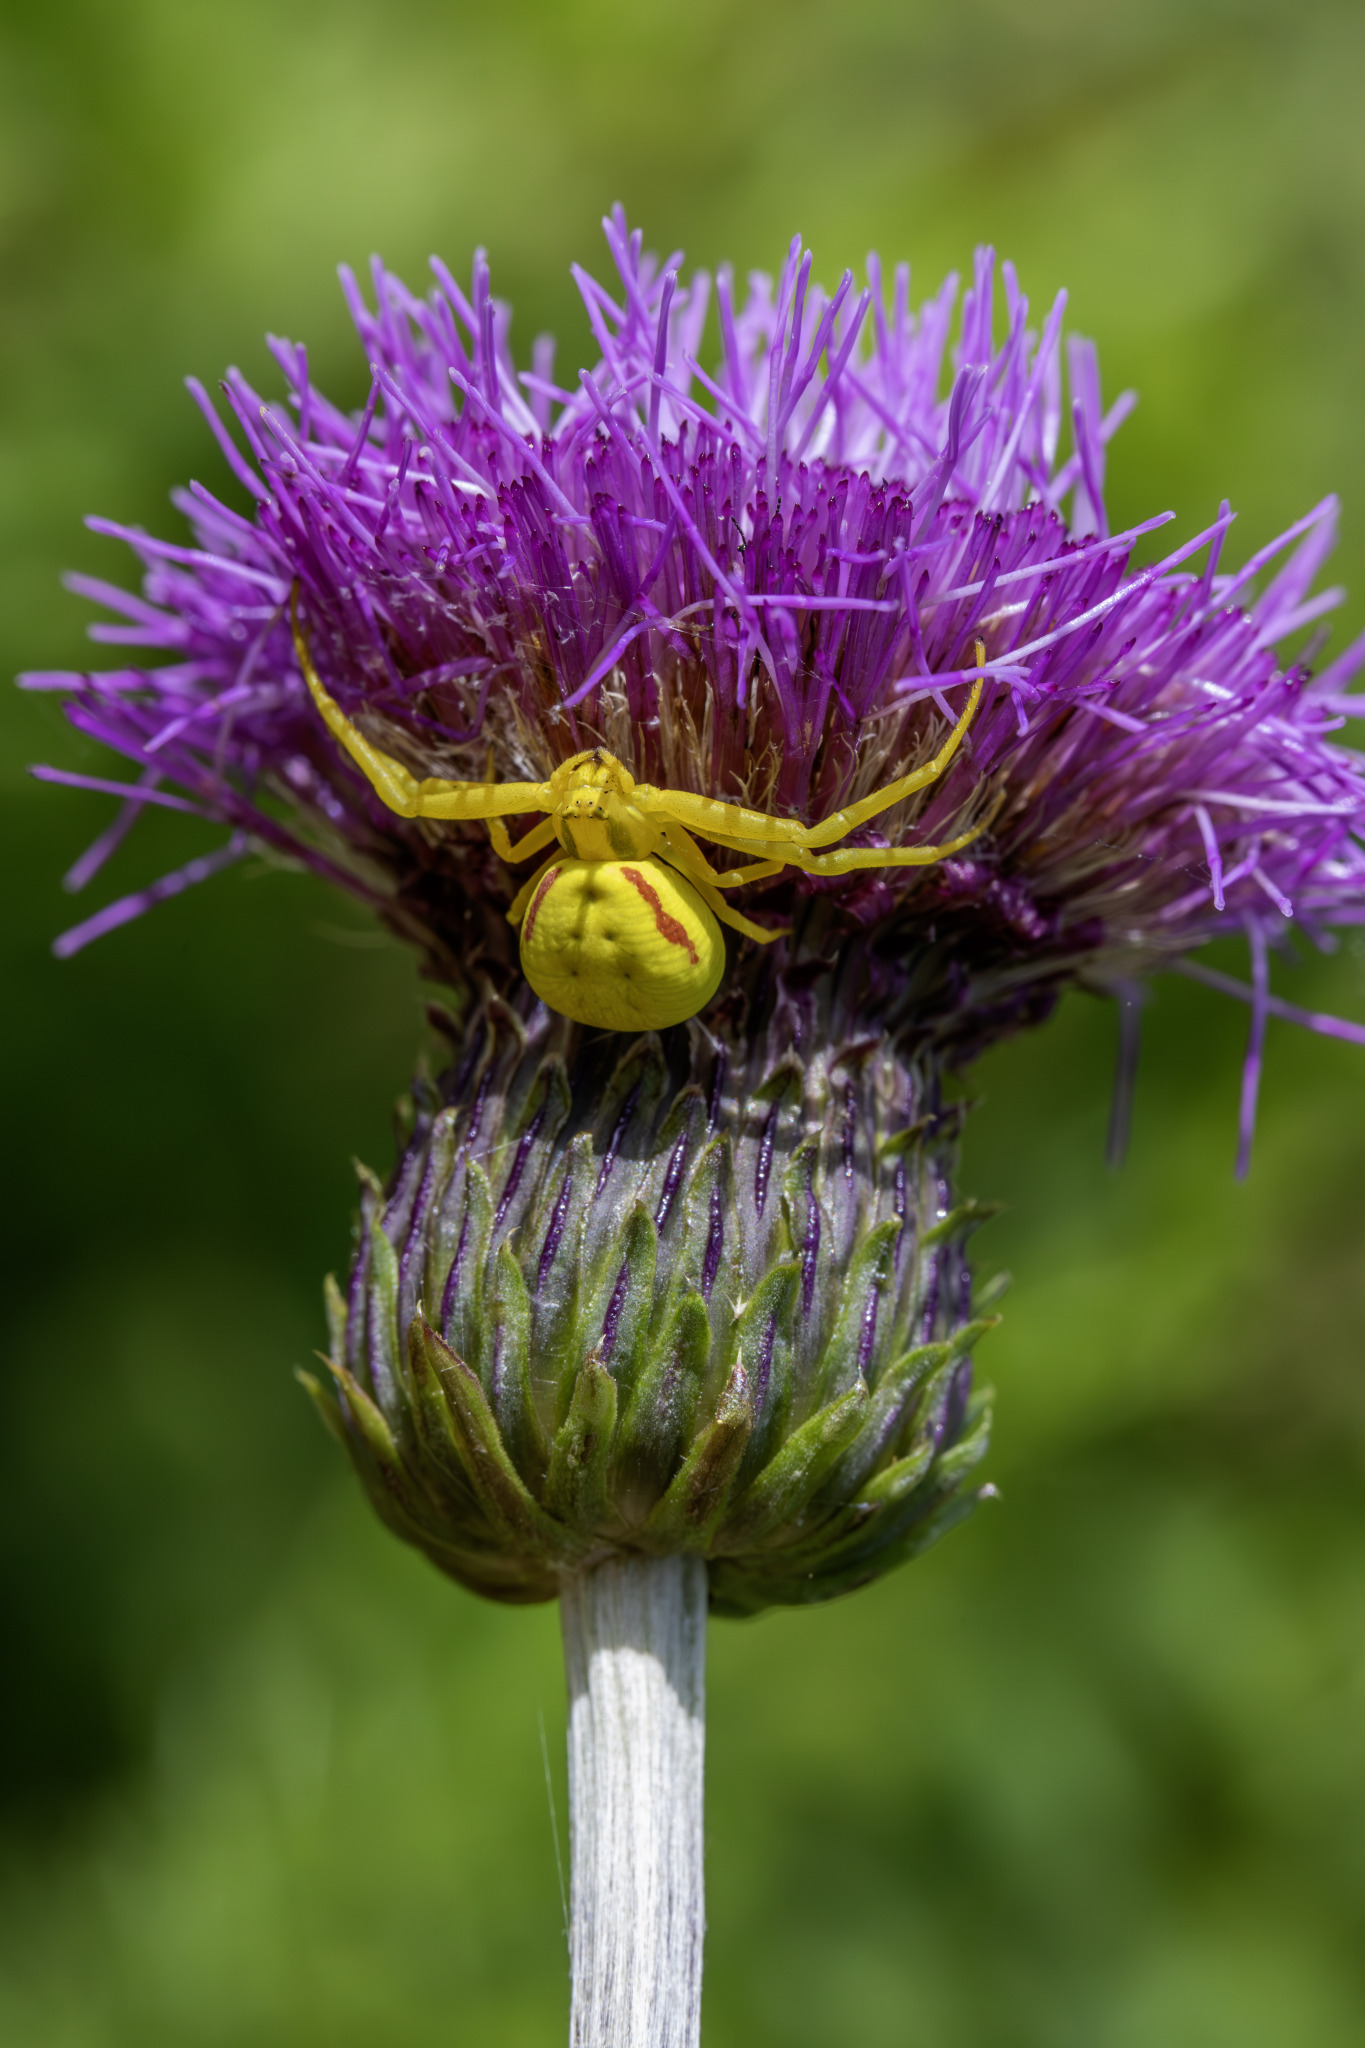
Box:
(4, 0), (1365, 2041)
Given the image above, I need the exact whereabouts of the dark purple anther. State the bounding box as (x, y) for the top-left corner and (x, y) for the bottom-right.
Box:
(601, 1261), (630, 1358)
(537, 1162), (575, 1294)
(464, 1067), (494, 1155)
(702, 1180), (724, 1298)
(841, 1082), (857, 1183)
(801, 1161), (821, 1316)
(400, 1127), (448, 1312)
(495, 1102), (546, 1229)
(595, 1084), (641, 1199)
(654, 1128), (691, 1233)
(706, 1051), (729, 1138)
(891, 1155), (907, 1270)
(855, 1282), (880, 1381)
(753, 1102), (779, 1217)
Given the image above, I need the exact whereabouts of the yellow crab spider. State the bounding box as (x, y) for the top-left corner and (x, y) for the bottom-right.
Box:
(291, 592), (992, 1033)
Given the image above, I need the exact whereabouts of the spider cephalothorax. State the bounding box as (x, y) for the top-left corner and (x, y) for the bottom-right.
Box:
(292, 598), (992, 1030)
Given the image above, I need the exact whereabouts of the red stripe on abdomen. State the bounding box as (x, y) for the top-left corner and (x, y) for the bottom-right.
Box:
(522, 865), (560, 943)
(621, 866), (699, 964)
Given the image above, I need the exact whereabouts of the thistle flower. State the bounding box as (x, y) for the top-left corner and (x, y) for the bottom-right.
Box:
(30, 214), (1365, 1046)
(28, 212), (1365, 1611)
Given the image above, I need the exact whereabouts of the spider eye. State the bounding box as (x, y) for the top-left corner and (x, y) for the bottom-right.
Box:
(520, 857), (724, 1031)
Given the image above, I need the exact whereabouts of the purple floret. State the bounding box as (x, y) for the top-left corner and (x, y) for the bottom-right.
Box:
(26, 209), (1365, 1153)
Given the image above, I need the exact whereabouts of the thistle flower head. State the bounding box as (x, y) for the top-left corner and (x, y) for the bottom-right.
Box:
(306, 987), (996, 1614)
(33, 216), (1365, 1610)
(30, 209), (1365, 1070)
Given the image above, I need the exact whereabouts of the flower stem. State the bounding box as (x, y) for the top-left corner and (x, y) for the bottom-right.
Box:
(560, 1553), (707, 2048)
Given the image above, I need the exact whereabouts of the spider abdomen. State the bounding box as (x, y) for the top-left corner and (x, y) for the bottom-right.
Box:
(519, 857), (724, 1032)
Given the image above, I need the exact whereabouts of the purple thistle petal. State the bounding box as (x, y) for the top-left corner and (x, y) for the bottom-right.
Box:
(60, 767), (165, 893)
(1174, 958), (1365, 1049)
(30, 765), (204, 818)
(53, 834), (249, 958)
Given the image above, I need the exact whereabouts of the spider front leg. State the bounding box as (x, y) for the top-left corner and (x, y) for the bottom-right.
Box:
(794, 659), (986, 851)
(290, 587), (551, 825)
(635, 787), (818, 851)
(633, 643), (987, 858)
